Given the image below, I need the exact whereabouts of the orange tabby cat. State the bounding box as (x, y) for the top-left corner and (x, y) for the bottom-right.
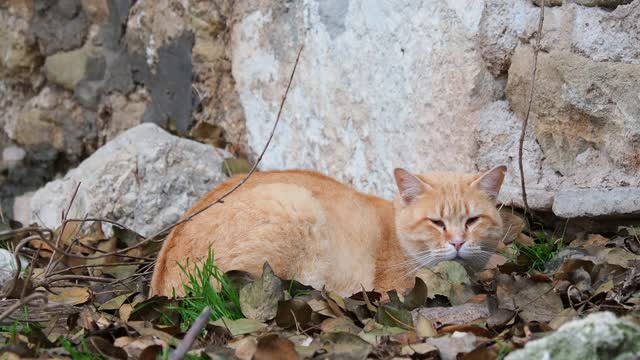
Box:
(150, 166), (507, 297)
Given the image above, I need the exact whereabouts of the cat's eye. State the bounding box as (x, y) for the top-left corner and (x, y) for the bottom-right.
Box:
(466, 216), (480, 228)
(428, 218), (446, 230)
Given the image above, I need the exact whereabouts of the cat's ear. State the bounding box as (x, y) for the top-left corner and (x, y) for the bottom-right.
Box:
(394, 168), (428, 205)
(471, 165), (507, 199)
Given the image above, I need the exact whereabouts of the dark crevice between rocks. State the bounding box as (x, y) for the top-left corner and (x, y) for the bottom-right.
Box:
(531, 210), (640, 237)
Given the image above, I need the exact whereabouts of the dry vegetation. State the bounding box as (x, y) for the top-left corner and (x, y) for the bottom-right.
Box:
(1, 213), (640, 359)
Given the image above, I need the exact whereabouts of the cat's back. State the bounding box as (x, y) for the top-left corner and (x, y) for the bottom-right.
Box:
(187, 170), (365, 213)
(151, 170), (388, 296)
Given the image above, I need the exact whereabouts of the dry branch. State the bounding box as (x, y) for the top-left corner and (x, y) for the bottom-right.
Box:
(518, 0), (545, 218)
(169, 306), (211, 360)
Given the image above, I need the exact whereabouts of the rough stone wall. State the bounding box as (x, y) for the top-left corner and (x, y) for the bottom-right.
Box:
(230, 0), (640, 217)
(2, 0), (640, 221)
(0, 0), (246, 219)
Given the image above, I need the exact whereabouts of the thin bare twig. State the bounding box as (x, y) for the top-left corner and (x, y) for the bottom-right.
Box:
(47, 261), (151, 277)
(145, 44), (305, 241)
(0, 292), (47, 323)
(21, 243), (41, 300)
(518, 0), (545, 218)
(169, 306), (211, 360)
(45, 182), (81, 277)
(43, 275), (116, 284)
(0, 226), (149, 298)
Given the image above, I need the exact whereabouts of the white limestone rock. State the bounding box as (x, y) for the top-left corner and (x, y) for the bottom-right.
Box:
(30, 123), (229, 237)
(506, 312), (640, 360)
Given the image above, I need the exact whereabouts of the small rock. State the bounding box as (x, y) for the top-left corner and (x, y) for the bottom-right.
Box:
(44, 46), (92, 90)
(506, 312), (640, 360)
(31, 0), (90, 56)
(0, 248), (27, 286)
(30, 123), (230, 237)
(0, 11), (40, 80)
(2, 146), (27, 170)
(12, 109), (65, 148)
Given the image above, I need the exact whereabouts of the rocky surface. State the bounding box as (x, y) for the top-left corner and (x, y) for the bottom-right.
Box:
(29, 124), (229, 236)
(506, 312), (640, 359)
(0, 0), (244, 221)
(231, 0), (501, 197)
(507, 46), (640, 183)
(2, 0), (640, 221)
(230, 0), (640, 218)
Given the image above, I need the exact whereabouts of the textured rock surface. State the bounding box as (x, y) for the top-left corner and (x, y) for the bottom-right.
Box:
(30, 124), (229, 236)
(0, 4), (40, 81)
(508, 45), (640, 180)
(2, 0), (640, 220)
(230, 0), (640, 217)
(232, 0), (501, 198)
(507, 45), (640, 214)
(43, 46), (92, 90)
(0, 0), (243, 219)
(506, 312), (640, 359)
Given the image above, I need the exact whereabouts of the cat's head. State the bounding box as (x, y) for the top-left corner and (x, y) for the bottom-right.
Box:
(393, 166), (507, 271)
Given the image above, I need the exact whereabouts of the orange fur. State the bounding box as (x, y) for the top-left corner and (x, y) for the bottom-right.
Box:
(150, 167), (507, 297)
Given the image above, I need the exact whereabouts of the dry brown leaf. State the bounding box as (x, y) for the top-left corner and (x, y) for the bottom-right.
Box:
(233, 337), (258, 360)
(48, 287), (90, 306)
(415, 314), (437, 337)
(253, 334), (298, 360)
(320, 317), (362, 334)
(496, 273), (564, 323)
(127, 321), (176, 346)
(307, 299), (335, 318)
(412, 302), (490, 327)
(499, 209), (526, 244)
(548, 307), (578, 330)
(401, 342), (439, 356)
(98, 293), (131, 311)
(439, 323), (493, 338)
(517, 233), (536, 247)
(114, 335), (165, 359)
(425, 332), (482, 360)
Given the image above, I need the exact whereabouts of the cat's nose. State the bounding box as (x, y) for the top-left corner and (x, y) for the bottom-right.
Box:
(450, 240), (465, 251)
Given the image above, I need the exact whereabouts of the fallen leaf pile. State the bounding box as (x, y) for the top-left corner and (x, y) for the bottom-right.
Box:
(1, 217), (640, 359)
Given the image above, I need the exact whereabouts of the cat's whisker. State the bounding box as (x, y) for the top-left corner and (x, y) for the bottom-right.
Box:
(388, 248), (450, 270)
(400, 254), (450, 280)
(389, 254), (432, 269)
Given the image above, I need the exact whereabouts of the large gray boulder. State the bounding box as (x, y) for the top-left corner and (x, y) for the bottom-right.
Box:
(30, 123), (229, 236)
(506, 312), (640, 360)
